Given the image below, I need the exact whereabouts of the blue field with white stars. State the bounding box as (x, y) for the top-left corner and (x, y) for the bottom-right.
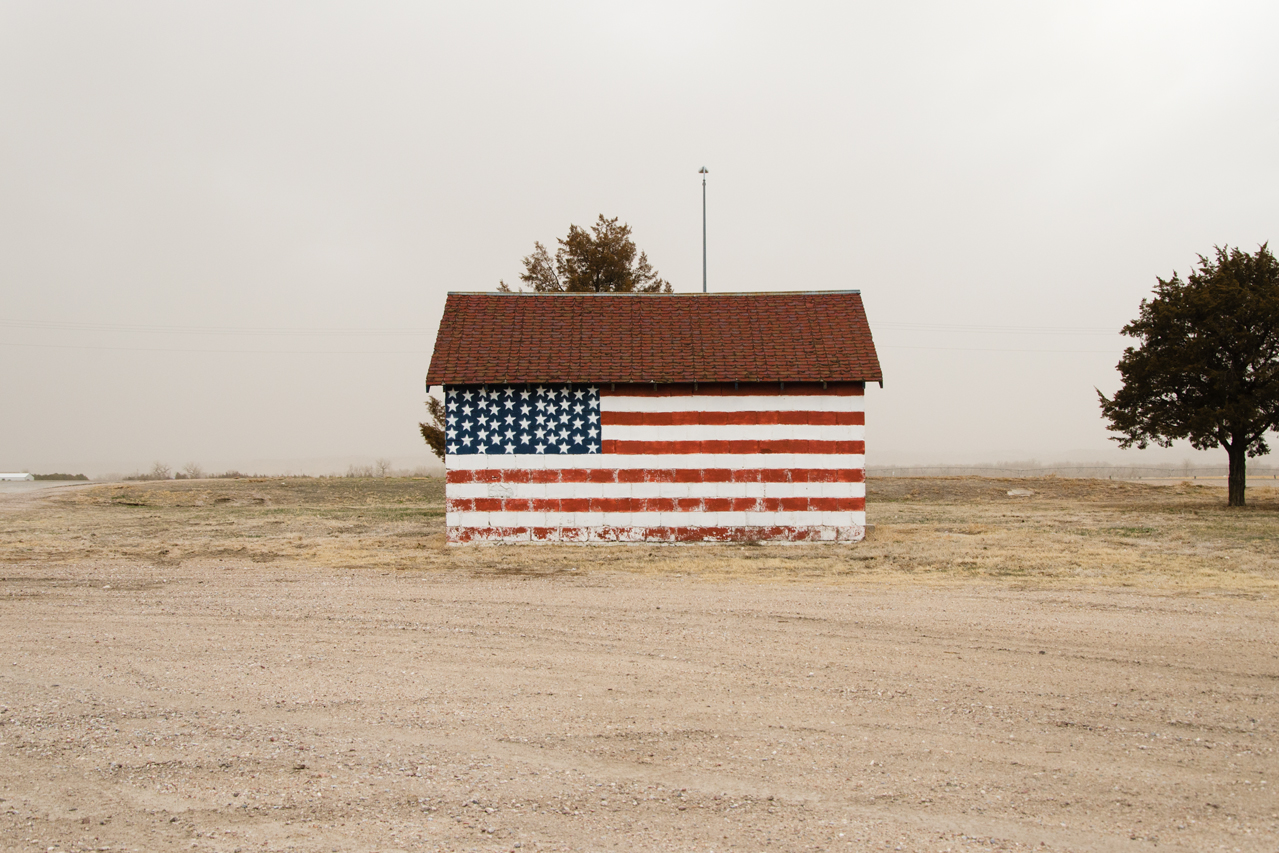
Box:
(444, 384), (602, 455)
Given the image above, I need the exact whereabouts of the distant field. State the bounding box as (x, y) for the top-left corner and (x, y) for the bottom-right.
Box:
(3, 475), (1276, 593)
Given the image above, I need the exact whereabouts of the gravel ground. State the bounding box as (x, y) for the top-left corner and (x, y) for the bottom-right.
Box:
(0, 480), (1276, 852)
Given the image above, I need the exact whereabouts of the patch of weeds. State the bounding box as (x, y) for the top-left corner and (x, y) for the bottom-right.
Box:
(989, 563), (1032, 576)
(1105, 527), (1159, 537)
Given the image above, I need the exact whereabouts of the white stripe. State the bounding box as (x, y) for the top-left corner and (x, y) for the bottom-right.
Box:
(445, 453), (865, 470)
(448, 481), (866, 500)
(453, 526), (864, 543)
(448, 510), (867, 528)
(603, 423), (863, 442)
(601, 395), (863, 413)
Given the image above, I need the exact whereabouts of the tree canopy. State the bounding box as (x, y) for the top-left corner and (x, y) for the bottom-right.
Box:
(1098, 244), (1279, 506)
(499, 215), (671, 293)
(419, 396), (446, 461)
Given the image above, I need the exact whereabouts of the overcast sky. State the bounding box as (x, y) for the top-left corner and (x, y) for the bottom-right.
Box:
(2, 1), (1277, 476)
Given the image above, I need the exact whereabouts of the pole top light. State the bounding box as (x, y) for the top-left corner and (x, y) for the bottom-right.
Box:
(699, 167), (708, 292)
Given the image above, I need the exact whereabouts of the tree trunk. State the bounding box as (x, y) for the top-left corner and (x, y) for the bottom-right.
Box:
(1227, 443), (1247, 507)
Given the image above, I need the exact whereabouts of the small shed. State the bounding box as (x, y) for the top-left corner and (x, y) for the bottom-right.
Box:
(425, 291), (882, 544)
(0, 473), (35, 482)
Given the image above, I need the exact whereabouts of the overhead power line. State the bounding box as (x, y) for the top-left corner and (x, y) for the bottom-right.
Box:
(0, 340), (429, 355)
(875, 321), (1120, 335)
(0, 318), (433, 337)
(0, 317), (1124, 337)
(0, 339), (1120, 356)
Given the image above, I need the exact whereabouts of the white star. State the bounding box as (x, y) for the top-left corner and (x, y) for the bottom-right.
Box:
(520, 389), (531, 399)
(535, 428), (546, 439)
(503, 387), (515, 397)
(477, 415), (488, 427)
(535, 385), (548, 395)
(588, 427), (598, 438)
(574, 389), (585, 399)
(476, 445), (486, 455)
(559, 443), (569, 453)
(504, 444), (515, 454)
(520, 404), (530, 415)
(504, 429), (515, 441)
(558, 429), (569, 441)
(520, 433), (530, 443)
(589, 398), (599, 409)
(587, 385), (598, 394)
(446, 388), (457, 398)
(462, 390), (474, 401)
(519, 418), (530, 429)
(573, 418), (583, 430)
(504, 415), (515, 426)
(535, 443), (546, 453)
(588, 445), (597, 454)
(477, 429), (488, 442)
(572, 433), (583, 444)
(535, 415), (546, 426)
(461, 404), (472, 416)
(462, 435), (473, 446)
(447, 444), (457, 453)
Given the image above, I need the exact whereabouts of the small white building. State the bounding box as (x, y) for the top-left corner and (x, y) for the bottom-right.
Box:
(425, 291), (883, 544)
(0, 473), (35, 481)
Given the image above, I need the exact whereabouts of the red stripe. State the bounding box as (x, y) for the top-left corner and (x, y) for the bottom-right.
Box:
(447, 497), (865, 513)
(447, 468), (864, 484)
(600, 382), (864, 397)
(601, 410), (864, 426)
(602, 439), (864, 455)
(448, 525), (865, 544)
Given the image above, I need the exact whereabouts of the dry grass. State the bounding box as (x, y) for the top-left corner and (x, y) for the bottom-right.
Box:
(3, 477), (1278, 851)
(3, 476), (1277, 596)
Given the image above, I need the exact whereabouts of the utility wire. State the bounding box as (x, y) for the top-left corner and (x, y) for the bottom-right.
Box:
(0, 315), (1127, 355)
(0, 341), (429, 355)
(1, 317), (1124, 337)
(0, 318), (431, 337)
(0, 339), (1120, 356)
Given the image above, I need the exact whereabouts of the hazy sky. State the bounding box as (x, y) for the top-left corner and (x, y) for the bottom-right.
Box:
(2, 1), (1277, 476)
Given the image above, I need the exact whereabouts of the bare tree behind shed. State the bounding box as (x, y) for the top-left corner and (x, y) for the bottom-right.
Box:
(499, 215), (671, 294)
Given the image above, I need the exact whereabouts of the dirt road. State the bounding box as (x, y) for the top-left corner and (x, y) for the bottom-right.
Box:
(0, 479), (1276, 852)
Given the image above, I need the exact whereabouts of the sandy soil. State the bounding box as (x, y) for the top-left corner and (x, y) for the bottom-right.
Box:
(0, 478), (1276, 853)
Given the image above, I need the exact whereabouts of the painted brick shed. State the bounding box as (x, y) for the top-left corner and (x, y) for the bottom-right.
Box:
(425, 291), (882, 544)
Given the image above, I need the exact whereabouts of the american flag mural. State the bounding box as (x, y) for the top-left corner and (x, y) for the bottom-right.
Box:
(443, 382), (866, 544)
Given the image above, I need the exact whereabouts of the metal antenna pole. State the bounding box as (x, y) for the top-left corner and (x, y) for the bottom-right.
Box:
(699, 167), (708, 292)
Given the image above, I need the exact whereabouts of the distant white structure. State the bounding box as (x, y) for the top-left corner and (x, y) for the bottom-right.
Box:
(0, 473), (34, 481)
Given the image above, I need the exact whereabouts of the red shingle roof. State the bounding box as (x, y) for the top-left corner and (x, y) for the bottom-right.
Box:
(425, 291), (882, 386)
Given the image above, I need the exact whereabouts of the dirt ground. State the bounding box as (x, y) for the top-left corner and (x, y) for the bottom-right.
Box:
(0, 477), (1276, 853)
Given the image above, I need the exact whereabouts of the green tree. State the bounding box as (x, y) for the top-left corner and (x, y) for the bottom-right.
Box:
(1098, 244), (1279, 506)
(419, 396), (446, 461)
(499, 215), (672, 293)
